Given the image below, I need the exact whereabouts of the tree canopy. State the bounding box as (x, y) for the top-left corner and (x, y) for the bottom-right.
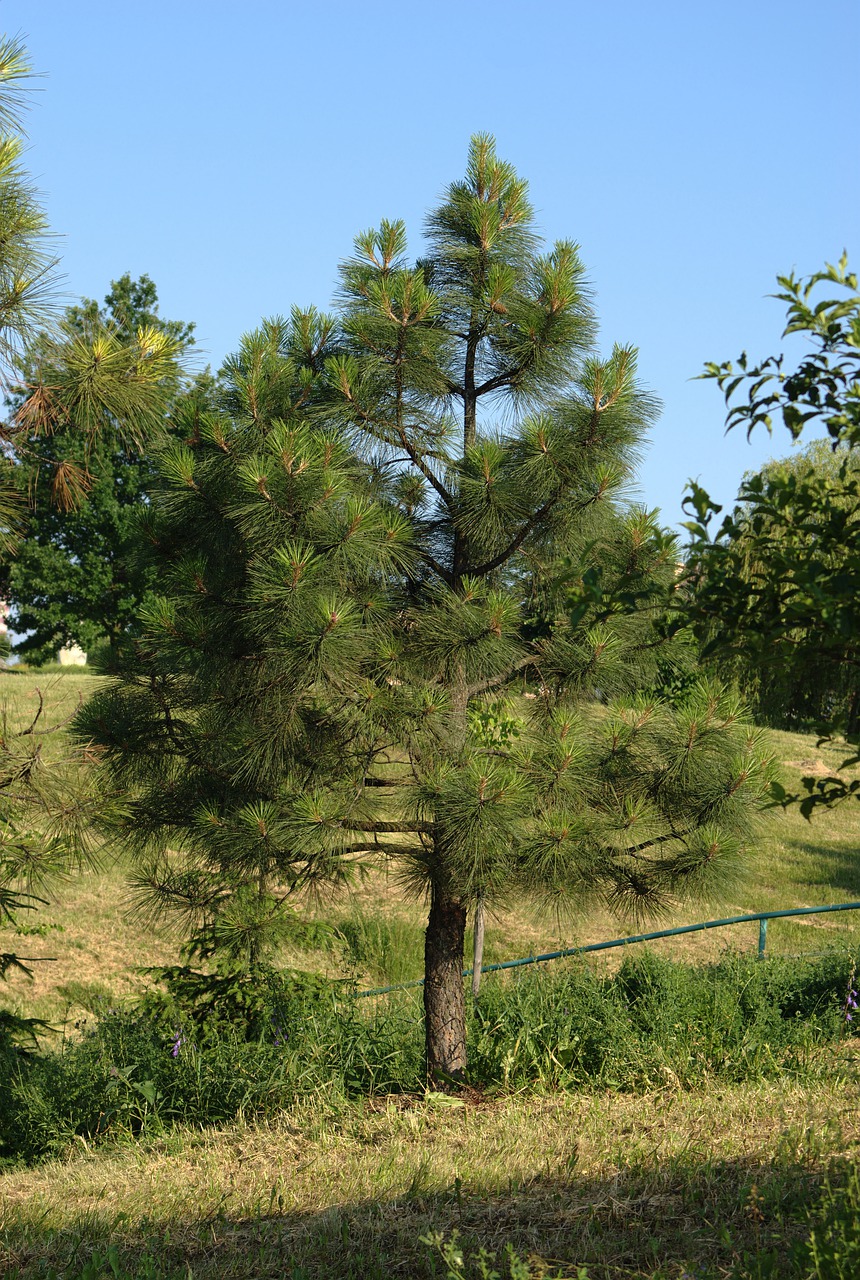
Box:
(696, 439), (860, 733)
(6, 275), (197, 662)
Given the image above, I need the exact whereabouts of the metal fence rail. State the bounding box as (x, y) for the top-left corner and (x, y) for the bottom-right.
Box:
(356, 900), (860, 998)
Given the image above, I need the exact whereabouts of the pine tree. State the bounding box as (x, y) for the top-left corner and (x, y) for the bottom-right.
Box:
(79, 138), (774, 1081)
(0, 34), (59, 555)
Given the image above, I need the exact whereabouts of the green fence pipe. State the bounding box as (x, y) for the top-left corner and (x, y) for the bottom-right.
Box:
(355, 900), (860, 998)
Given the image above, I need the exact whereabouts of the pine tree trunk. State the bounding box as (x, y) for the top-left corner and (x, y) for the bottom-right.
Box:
(424, 886), (467, 1083)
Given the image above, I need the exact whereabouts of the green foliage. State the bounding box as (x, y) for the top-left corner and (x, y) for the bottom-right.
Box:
(684, 257), (860, 812)
(698, 440), (860, 732)
(0, 949), (855, 1164)
(422, 1231), (579, 1279)
(699, 254), (859, 448)
(79, 137), (773, 1079)
(6, 275), (198, 663)
(333, 911), (426, 985)
(137, 959), (342, 1041)
(801, 1161), (860, 1280)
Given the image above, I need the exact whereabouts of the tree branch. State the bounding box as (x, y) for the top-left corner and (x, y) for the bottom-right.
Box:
(342, 819), (433, 833)
(419, 550), (454, 586)
(471, 493), (564, 576)
(467, 653), (538, 697)
(338, 841), (423, 856)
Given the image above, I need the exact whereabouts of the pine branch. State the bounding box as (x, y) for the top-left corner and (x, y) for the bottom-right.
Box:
(475, 369), (522, 397)
(467, 653), (538, 697)
(338, 841), (423, 856)
(471, 492), (567, 576)
(420, 550), (454, 585)
(342, 819), (433, 833)
(17, 688), (84, 736)
(621, 831), (688, 857)
(397, 425), (452, 507)
(343, 369), (453, 507)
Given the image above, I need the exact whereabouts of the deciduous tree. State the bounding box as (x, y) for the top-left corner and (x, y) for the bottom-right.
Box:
(6, 275), (196, 663)
(684, 257), (860, 811)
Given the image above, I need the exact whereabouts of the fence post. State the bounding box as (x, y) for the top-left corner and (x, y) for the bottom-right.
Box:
(471, 894), (485, 998)
(758, 917), (768, 956)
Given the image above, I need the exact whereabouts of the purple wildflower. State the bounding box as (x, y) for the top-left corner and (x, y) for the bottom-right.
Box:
(170, 1031), (183, 1057)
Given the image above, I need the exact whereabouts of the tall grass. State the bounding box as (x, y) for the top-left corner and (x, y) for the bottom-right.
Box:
(2, 947), (856, 1165)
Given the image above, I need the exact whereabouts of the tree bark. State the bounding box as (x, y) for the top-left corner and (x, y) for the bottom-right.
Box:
(424, 886), (467, 1083)
(471, 894), (485, 998)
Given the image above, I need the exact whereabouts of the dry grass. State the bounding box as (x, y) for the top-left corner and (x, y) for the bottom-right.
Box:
(1, 1075), (857, 1277)
(0, 670), (177, 1023)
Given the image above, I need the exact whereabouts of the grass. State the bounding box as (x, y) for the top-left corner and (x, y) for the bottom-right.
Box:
(1, 1078), (858, 1277)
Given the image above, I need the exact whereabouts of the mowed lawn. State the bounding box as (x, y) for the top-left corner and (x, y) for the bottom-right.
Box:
(2, 669), (860, 1023)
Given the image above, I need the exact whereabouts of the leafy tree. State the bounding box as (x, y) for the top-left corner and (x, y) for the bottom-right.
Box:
(79, 138), (773, 1080)
(684, 256), (860, 810)
(696, 439), (860, 731)
(5, 275), (197, 663)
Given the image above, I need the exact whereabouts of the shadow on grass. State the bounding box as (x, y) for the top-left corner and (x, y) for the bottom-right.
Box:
(0, 1155), (828, 1280)
(790, 842), (860, 900)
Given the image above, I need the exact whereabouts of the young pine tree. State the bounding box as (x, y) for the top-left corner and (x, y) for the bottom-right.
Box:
(79, 138), (774, 1082)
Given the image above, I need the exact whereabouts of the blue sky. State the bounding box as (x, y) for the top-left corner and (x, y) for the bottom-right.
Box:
(3, 0), (857, 527)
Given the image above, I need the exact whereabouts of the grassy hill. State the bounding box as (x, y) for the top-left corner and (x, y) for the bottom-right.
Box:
(1, 669), (860, 1023)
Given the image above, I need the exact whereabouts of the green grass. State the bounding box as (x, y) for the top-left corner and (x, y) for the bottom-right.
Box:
(1, 947), (857, 1171)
